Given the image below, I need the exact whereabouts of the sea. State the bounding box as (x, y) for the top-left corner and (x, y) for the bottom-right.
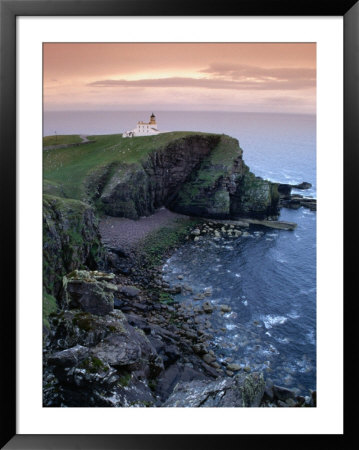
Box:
(44, 111), (316, 394)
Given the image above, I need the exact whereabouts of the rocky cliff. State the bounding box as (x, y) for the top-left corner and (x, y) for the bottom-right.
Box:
(78, 133), (280, 220)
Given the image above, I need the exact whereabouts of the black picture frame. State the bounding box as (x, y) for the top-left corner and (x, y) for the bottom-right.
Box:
(1, 0), (357, 448)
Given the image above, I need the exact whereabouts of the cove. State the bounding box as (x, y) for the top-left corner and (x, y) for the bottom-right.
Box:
(162, 207), (316, 394)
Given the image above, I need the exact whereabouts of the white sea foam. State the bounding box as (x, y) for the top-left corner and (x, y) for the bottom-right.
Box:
(268, 344), (280, 355)
(261, 314), (288, 329)
(224, 311), (237, 319)
(275, 336), (290, 344)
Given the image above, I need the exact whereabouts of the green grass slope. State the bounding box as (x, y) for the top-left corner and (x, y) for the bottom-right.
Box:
(43, 134), (83, 146)
(43, 132), (219, 201)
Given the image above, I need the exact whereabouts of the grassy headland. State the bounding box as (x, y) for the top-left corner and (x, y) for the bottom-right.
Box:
(43, 132), (218, 201)
(43, 134), (83, 146)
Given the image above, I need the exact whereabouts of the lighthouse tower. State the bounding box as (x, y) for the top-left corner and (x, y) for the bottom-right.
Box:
(149, 113), (156, 126)
(122, 112), (161, 137)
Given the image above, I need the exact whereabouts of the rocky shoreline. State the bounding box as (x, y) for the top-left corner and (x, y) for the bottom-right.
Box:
(43, 215), (316, 408)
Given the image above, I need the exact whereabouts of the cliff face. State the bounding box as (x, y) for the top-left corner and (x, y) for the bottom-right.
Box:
(230, 167), (280, 219)
(90, 134), (279, 220)
(97, 135), (219, 219)
(43, 195), (105, 298)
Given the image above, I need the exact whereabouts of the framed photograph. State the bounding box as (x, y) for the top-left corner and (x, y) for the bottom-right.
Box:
(1, 0), (357, 448)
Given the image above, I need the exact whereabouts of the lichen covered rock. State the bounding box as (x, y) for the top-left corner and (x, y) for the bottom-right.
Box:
(44, 306), (164, 407)
(62, 270), (117, 315)
(164, 372), (265, 407)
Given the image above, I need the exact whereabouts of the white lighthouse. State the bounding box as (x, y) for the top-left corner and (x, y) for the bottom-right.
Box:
(122, 113), (161, 138)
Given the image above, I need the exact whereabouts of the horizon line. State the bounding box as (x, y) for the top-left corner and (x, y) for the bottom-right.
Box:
(44, 109), (316, 116)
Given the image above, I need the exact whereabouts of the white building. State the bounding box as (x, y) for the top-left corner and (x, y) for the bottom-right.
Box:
(122, 113), (160, 138)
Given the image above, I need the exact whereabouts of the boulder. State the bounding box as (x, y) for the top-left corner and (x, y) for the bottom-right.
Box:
(220, 304), (231, 313)
(202, 301), (214, 314)
(192, 343), (208, 356)
(48, 345), (89, 367)
(63, 270), (116, 315)
(52, 309), (129, 350)
(202, 353), (216, 365)
(56, 362), (119, 390)
(227, 363), (241, 372)
(91, 324), (164, 377)
(118, 285), (141, 298)
(164, 372), (265, 407)
(155, 364), (209, 402)
(91, 333), (141, 367)
(273, 385), (296, 401)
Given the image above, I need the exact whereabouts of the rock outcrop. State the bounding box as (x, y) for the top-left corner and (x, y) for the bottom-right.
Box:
(62, 270), (116, 315)
(276, 182), (316, 211)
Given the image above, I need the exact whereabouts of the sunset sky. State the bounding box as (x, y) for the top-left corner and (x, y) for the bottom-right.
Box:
(43, 43), (316, 114)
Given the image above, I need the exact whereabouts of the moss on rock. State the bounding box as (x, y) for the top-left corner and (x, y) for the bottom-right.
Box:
(43, 195), (105, 297)
(43, 291), (58, 330)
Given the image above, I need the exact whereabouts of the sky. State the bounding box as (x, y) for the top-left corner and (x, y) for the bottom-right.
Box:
(43, 43), (316, 114)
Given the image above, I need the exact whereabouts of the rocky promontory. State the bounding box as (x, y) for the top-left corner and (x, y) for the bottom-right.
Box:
(44, 132), (280, 221)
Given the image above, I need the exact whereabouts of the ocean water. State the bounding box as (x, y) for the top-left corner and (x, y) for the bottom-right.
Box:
(44, 110), (316, 393)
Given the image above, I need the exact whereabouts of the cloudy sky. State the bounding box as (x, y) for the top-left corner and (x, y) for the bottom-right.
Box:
(43, 43), (316, 114)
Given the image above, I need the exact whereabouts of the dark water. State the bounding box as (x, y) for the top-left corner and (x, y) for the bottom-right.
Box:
(162, 206), (316, 393)
(44, 110), (316, 393)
